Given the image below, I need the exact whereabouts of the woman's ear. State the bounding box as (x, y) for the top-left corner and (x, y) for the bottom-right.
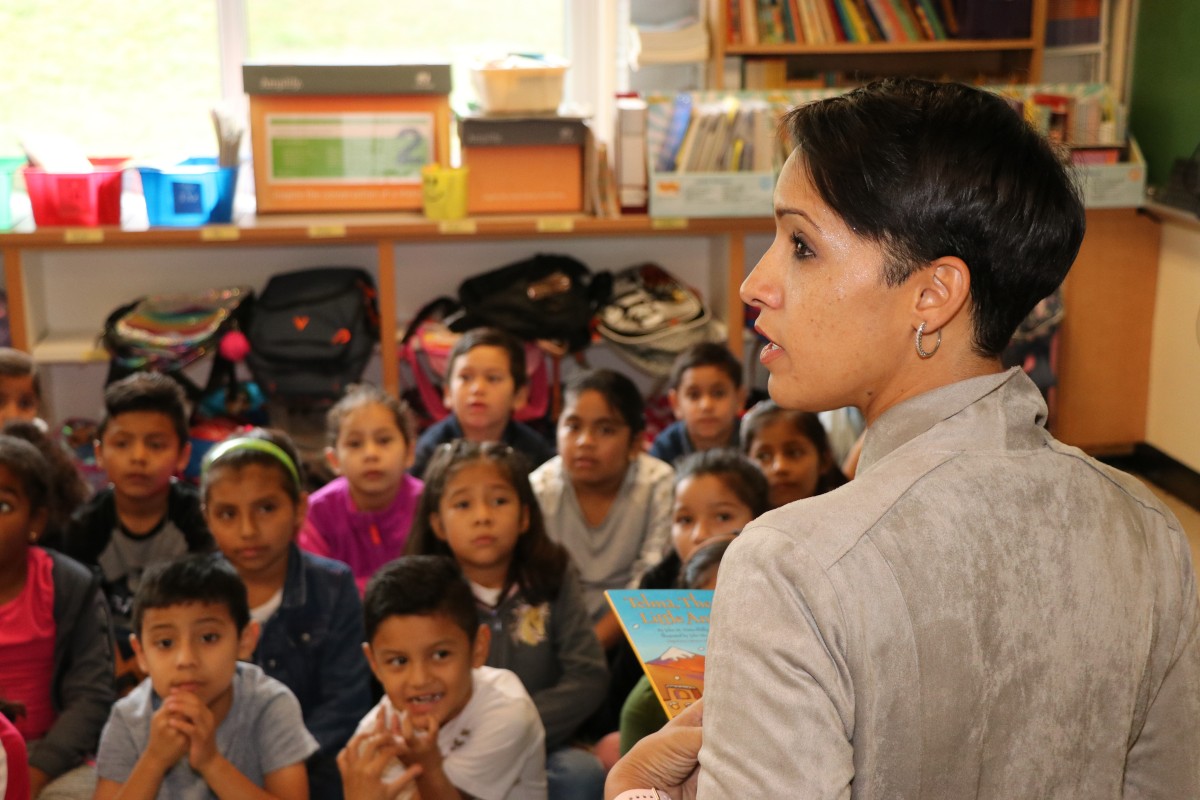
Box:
(913, 256), (971, 333)
(238, 620), (261, 660)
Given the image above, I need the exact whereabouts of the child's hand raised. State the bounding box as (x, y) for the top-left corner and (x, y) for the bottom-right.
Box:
(338, 714), (422, 800)
(163, 690), (221, 773)
(146, 701), (189, 771)
(398, 711), (443, 773)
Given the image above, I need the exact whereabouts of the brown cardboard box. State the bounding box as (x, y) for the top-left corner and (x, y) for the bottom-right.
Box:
(243, 63), (452, 213)
(460, 116), (587, 214)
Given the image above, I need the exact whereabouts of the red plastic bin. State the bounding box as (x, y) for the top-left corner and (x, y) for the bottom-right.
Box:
(23, 157), (127, 227)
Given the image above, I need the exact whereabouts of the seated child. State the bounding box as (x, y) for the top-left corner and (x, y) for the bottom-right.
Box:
(202, 428), (374, 799)
(530, 369), (674, 651)
(0, 435), (115, 798)
(350, 554), (547, 800)
(649, 343), (746, 465)
(299, 383), (424, 594)
(94, 554), (318, 799)
(56, 371), (212, 696)
(605, 449), (766, 743)
(740, 399), (849, 509)
(618, 535), (736, 755)
(0, 347), (41, 425)
(4, 419), (91, 547)
(410, 328), (554, 479)
(407, 441), (608, 799)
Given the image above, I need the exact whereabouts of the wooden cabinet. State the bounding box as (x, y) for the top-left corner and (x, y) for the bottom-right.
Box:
(708, 0), (1048, 88)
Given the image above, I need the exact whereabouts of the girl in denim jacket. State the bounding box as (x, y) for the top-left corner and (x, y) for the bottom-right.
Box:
(202, 428), (372, 800)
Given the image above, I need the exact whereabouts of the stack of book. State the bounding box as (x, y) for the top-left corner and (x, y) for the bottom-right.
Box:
(630, 16), (711, 68)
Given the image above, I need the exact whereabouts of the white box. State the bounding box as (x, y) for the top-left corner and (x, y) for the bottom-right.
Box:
(648, 170), (775, 218)
(1077, 138), (1147, 209)
(470, 57), (568, 114)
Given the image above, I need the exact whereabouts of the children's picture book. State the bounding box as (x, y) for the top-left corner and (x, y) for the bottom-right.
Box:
(605, 589), (713, 719)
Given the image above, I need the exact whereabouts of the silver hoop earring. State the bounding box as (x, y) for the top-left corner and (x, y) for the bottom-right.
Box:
(915, 322), (941, 359)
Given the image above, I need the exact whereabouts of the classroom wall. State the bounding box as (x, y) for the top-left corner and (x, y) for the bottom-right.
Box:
(1129, 3), (1200, 187)
(1145, 221), (1200, 472)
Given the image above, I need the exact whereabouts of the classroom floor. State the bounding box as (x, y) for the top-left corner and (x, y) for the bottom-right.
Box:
(1143, 481), (1200, 583)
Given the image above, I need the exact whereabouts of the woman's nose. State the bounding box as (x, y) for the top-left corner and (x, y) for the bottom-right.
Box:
(741, 251), (780, 309)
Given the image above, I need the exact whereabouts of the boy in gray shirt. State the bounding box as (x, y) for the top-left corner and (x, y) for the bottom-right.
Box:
(94, 555), (317, 799)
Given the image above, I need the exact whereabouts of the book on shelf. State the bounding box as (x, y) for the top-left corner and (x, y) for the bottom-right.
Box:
(740, 0), (760, 44)
(1046, 0), (1101, 46)
(606, 589), (713, 720)
(726, 0), (743, 44)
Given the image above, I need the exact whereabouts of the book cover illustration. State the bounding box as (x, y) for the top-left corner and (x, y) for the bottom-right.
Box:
(605, 589), (713, 719)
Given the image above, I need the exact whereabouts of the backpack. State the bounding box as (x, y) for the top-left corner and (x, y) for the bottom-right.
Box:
(245, 266), (380, 404)
(100, 285), (254, 398)
(445, 253), (611, 352)
(399, 297), (552, 431)
(596, 262), (726, 377)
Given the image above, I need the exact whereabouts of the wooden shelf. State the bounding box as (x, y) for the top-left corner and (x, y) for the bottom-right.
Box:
(1, 210), (774, 400)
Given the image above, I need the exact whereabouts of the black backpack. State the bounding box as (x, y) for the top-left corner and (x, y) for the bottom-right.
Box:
(446, 253), (611, 352)
(246, 266), (380, 403)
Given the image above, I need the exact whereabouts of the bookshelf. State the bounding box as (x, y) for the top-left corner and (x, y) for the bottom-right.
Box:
(709, 0), (1049, 88)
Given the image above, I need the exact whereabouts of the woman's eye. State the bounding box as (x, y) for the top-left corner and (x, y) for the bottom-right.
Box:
(790, 232), (814, 259)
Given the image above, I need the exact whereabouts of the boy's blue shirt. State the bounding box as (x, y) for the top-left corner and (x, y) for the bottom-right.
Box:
(246, 543), (371, 800)
(648, 419), (740, 466)
(410, 413), (555, 478)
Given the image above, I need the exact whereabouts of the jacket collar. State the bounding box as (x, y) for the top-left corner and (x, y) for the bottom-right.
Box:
(858, 368), (1047, 474)
(280, 542), (306, 609)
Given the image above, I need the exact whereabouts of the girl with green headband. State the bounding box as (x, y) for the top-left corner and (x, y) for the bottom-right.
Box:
(201, 428), (372, 799)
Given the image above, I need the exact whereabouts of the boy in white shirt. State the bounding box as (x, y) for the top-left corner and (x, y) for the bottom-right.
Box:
(345, 555), (547, 800)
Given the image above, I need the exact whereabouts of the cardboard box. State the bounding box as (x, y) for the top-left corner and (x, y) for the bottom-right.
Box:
(243, 63), (452, 213)
(460, 116), (586, 214)
(1077, 137), (1147, 209)
(649, 169), (775, 218)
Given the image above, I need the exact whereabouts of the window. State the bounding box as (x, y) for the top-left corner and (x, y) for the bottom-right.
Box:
(1, 1), (605, 163)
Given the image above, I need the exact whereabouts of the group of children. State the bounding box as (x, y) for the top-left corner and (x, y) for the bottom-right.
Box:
(0, 328), (855, 800)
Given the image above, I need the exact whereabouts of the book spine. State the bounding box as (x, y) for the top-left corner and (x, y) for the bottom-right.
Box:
(888, 0), (921, 40)
(788, 0), (807, 42)
(741, 0), (760, 44)
(866, 0), (901, 40)
(832, 0), (861, 42)
(781, 0), (798, 42)
(727, 0), (742, 45)
(916, 0), (947, 38)
(825, 0), (849, 40)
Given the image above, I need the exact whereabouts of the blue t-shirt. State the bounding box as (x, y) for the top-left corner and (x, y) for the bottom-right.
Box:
(96, 663), (318, 799)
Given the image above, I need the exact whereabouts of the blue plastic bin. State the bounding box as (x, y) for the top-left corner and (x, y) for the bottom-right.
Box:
(138, 157), (237, 226)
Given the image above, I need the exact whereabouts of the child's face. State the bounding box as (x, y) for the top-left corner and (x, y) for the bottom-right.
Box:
(444, 346), (527, 437)
(132, 601), (259, 710)
(670, 474), (753, 563)
(0, 375), (39, 425)
(0, 463), (48, 572)
(747, 419), (826, 508)
(669, 366), (742, 448)
(96, 411), (190, 503)
(430, 461), (528, 588)
(557, 389), (639, 490)
(328, 402), (412, 510)
(205, 463), (305, 585)
(364, 613), (489, 728)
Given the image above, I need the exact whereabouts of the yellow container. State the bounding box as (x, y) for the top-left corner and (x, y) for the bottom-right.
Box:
(421, 164), (469, 220)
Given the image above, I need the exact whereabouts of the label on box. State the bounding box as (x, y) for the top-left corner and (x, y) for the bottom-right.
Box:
(243, 63), (452, 95)
(172, 181), (204, 214)
(267, 113), (434, 183)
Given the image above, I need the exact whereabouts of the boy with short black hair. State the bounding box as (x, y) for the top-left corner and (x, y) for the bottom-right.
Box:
(649, 342), (745, 465)
(347, 554), (547, 800)
(409, 327), (554, 478)
(57, 371), (212, 695)
(94, 554), (318, 799)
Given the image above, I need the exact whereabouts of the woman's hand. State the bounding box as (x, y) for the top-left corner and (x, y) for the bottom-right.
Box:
(605, 699), (703, 800)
